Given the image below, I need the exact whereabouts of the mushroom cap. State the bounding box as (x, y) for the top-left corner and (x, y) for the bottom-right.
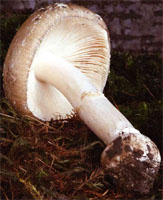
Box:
(3, 3), (110, 121)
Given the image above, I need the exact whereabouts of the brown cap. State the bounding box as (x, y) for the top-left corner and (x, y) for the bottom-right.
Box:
(3, 3), (110, 121)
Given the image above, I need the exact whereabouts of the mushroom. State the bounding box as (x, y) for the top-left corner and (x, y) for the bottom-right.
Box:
(3, 3), (161, 195)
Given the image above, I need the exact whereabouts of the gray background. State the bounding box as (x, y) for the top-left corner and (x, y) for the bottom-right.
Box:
(1, 0), (163, 54)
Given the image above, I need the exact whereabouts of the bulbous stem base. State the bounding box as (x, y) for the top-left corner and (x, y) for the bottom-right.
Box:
(101, 132), (161, 195)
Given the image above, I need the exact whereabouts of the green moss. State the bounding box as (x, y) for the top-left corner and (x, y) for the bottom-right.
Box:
(0, 14), (29, 65)
(104, 53), (162, 150)
(106, 53), (162, 103)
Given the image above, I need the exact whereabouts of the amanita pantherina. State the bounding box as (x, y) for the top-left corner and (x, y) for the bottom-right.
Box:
(3, 3), (161, 194)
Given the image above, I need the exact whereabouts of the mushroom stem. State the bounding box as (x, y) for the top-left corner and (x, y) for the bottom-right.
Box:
(34, 50), (132, 144)
(34, 50), (161, 195)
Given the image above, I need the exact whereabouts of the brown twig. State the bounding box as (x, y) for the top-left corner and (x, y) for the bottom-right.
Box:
(0, 186), (9, 200)
(143, 84), (156, 100)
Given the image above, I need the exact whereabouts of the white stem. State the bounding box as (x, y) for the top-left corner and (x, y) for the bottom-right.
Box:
(34, 50), (133, 145)
(78, 95), (133, 144)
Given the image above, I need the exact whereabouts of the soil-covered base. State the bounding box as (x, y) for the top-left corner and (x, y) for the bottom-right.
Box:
(101, 133), (161, 195)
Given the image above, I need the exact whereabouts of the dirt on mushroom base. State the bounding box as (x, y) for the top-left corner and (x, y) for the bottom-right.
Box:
(101, 134), (161, 195)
